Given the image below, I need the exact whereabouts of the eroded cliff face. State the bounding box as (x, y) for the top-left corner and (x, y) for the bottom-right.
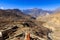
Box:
(36, 12), (60, 40)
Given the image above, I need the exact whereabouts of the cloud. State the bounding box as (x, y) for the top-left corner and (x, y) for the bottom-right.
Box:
(0, 6), (4, 9)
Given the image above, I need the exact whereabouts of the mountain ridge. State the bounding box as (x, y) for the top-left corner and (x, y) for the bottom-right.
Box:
(23, 8), (53, 17)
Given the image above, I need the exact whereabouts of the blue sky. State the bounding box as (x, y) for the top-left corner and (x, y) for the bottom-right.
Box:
(0, 0), (60, 10)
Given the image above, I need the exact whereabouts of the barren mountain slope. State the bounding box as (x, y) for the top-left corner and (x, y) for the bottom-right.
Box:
(36, 12), (60, 40)
(0, 9), (51, 40)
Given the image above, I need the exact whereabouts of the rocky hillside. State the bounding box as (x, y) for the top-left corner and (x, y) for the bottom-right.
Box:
(0, 9), (52, 40)
(36, 12), (60, 40)
(0, 9), (34, 29)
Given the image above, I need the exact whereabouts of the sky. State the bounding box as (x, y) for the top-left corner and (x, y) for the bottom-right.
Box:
(0, 0), (60, 10)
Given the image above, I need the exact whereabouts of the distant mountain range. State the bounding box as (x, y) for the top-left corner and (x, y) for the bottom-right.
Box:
(0, 8), (60, 18)
(23, 8), (53, 17)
